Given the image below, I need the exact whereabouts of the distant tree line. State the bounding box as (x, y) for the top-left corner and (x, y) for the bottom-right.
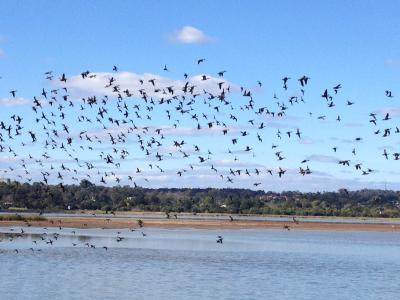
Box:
(0, 180), (399, 217)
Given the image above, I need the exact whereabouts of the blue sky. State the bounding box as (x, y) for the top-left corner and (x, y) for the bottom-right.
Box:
(0, 0), (399, 191)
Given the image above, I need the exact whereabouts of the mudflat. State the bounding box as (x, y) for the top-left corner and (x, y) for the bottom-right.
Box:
(0, 213), (399, 232)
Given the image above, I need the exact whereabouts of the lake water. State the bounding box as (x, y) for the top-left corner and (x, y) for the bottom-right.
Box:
(0, 227), (399, 299)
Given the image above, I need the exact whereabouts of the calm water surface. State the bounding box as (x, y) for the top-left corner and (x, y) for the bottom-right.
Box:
(0, 227), (399, 300)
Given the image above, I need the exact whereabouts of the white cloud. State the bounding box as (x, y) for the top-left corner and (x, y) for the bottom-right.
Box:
(0, 48), (4, 58)
(59, 71), (234, 100)
(0, 97), (31, 107)
(169, 26), (214, 44)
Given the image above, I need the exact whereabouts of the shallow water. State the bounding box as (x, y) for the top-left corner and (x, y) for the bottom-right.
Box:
(1, 227), (399, 300)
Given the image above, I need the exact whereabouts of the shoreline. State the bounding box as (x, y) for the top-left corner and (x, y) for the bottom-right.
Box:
(1, 214), (400, 232)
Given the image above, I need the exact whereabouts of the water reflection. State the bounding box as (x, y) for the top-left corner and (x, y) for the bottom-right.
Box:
(1, 226), (400, 256)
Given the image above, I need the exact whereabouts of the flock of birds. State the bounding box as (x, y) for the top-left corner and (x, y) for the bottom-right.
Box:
(7, 58), (384, 252)
(0, 211), (309, 253)
(0, 217), (154, 253)
(0, 212), (306, 253)
(0, 213), (236, 253)
(0, 59), (399, 193)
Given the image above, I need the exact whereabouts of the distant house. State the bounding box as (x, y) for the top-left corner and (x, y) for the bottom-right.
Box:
(2, 202), (13, 208)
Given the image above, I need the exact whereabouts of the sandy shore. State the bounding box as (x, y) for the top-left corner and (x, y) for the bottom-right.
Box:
(0, 215), (399, 232)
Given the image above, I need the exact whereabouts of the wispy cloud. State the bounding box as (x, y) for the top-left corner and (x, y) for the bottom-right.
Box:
(168, 26), (215, 44)
(297, 136), (320, 145)
(385, 59), (400, 67)
(75, 124), (241, 142)
(343, 122), (364, 128)
(330, 136), (364, 144)
(160, 125), (240, 137)
(378, 107), (400, 117)
(0, 156), (18, 163)
(0, 97), (31, 107)
(203, 159), (265, 169)
(306, 154), (339, 163)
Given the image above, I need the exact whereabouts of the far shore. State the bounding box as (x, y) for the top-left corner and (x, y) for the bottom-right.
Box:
(1, 212), (399, 232)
